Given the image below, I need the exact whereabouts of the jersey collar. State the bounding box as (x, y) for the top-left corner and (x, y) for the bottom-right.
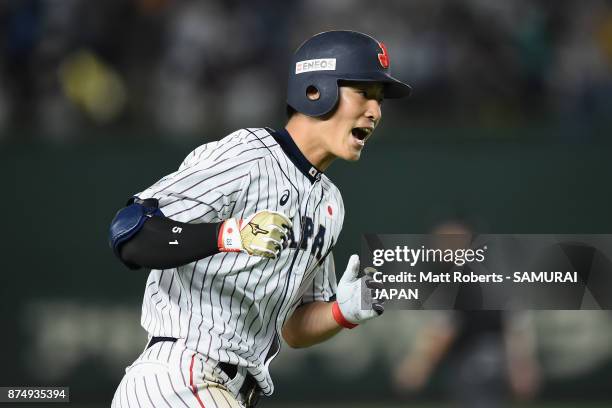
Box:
(269, 128), (322, 183)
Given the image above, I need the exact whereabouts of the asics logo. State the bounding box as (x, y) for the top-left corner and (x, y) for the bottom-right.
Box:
(280, 189), (290, 206)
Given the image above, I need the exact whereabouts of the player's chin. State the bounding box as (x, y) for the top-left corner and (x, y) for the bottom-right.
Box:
(347, 150), (362, 161)
(349, 144), (365, 161)
(338, 146), (362, 162)
(340, 141), (365, 161)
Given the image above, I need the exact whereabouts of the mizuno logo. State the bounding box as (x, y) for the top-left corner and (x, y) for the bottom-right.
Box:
(249, 223), (268, 236)
(280, 189), (290, 206)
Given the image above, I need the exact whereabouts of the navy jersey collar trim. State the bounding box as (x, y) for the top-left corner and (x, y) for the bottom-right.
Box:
(268, 128), (322, 183)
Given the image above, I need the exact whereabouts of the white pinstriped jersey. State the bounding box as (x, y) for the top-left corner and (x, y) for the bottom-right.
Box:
(134, 127), (344, 396)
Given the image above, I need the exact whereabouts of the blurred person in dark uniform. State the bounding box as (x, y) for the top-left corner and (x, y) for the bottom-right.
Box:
(393, 220), (541, 408)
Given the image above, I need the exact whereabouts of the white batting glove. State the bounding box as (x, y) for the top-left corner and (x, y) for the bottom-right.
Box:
(332, 254), (384, 329)
(218, 210), (292, 258)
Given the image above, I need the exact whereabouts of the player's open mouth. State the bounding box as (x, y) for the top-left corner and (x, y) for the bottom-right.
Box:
(351, 127), (373, 146)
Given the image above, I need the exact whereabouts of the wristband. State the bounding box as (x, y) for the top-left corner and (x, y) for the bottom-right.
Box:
(218, 218), (242, 252)
(332, 301), (358, 329)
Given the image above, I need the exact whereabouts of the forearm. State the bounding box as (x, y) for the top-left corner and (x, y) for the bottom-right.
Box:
(111, 198), (291, 269)
(282, 301), (343, 348)
(412, 325), (456, 368)
(281, 255), (385, 348)
(504, 313), (540, 398)
(120, 217), (221, 269)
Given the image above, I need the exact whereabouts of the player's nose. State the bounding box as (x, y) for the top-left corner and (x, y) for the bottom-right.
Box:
(365, 99), (382, 125)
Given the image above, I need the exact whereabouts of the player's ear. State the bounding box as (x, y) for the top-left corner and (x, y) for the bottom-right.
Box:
(306, 86), (320, 101)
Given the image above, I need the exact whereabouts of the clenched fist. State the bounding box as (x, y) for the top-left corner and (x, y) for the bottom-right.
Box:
(218, 210), (292, 258)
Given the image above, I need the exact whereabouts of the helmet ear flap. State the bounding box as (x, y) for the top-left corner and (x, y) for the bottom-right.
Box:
(288, 76), (339, 117)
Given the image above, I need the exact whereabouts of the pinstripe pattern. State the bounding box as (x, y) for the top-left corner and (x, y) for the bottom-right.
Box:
(111, 340), (244, 407)
(122, 128), (344, 398)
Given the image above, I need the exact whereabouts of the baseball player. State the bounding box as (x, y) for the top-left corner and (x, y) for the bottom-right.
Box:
(109, 30), (411, 407)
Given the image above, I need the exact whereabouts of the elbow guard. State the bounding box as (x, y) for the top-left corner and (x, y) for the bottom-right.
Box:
(109, 198), (164, 259)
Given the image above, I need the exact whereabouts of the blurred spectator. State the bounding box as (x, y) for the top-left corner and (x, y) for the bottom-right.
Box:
(0, 0), (610, 139)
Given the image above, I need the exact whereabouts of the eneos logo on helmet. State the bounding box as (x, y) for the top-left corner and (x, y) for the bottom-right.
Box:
(295, 58), (336, 74)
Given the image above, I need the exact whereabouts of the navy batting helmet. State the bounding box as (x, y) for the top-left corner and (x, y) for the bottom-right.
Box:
(287, 30), (411, 117)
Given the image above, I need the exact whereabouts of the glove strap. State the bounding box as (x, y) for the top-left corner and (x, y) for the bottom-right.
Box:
(332, 301), (358, 329)
(218, 218), (243, 252)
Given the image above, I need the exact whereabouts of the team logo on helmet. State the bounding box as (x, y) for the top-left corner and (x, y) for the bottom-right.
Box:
(377, 42), (389, 69)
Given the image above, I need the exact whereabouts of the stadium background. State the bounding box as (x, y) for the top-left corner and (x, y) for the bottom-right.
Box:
(1, 0), (612, 407)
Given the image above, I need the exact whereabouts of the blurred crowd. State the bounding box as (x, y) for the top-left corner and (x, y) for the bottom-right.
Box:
(0, 0), (611, 141)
